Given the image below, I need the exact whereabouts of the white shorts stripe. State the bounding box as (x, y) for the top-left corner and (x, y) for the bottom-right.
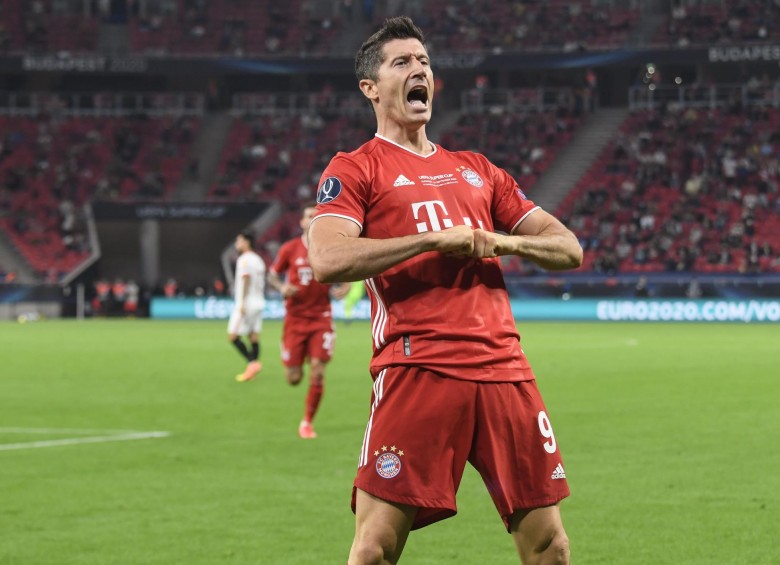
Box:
(359, 369), (386, 468)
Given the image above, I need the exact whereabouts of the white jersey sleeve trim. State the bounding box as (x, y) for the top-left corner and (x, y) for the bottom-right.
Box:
(510, 206), (541, 234)
(310, 213), (363, 232)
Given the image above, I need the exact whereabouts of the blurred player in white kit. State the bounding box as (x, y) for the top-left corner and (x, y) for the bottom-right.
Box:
(228, 232), (266, 382)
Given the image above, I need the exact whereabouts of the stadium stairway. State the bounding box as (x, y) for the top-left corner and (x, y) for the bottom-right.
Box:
(98, 22), (130, 54)
(173, 111), (233, 202)
(327, 1), (372, 56)
(427, 108), (465, 148)
(0, 235), (36, 283)
(528, 107), (628, 213)
(624, 0), (666, 46)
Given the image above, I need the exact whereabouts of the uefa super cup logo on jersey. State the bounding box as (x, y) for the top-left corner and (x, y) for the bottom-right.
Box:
(317, 177), (342, 204)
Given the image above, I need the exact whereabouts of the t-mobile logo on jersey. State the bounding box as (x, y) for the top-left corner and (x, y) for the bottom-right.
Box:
(412, 200), (484, 233)
(298, 267), (313, 285)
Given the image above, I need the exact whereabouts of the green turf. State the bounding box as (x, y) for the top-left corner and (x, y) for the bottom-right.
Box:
(1, 320), (777, 564)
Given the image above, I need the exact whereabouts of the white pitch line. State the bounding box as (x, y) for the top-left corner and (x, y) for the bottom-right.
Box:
(0, 431), (170, 452)
(0, 427), (141, 435)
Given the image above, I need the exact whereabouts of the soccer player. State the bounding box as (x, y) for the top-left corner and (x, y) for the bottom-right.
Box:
(229, 232), (265, 383)
(307, 17), (583, 565)
(267, 204), (350, 439)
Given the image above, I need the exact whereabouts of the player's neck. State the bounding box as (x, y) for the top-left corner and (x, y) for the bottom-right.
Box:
(375, 122), (433, 156)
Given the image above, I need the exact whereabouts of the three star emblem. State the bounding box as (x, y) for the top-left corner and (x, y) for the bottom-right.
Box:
(374, 444), (404, 457)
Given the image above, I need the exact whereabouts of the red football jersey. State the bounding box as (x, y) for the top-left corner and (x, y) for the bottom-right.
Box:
(312, 134), (541, 382)
(270, 236), (332, 319)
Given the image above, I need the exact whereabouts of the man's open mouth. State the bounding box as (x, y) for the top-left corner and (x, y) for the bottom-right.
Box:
(407, 85), (429, 108)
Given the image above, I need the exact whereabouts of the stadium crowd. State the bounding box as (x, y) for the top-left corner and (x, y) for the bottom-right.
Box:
(559, 103), (780, 275)
(5, 0), (780, 59)
(0, 112), (198, 276)
(4, 85), (780, 281)
(441, 104), (582, 191)
(659, 0), (780, 47)
(399, 0), (639, 53)
(2, 1), (780, 287)
(0, 0), (351, 56)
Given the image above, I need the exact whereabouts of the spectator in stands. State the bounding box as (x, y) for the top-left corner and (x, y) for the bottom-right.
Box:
(112, 278), (128, 315)
(93, 279), (111, 316)
(759, 240), (774, 260)
(139, 171), (164, 198)
(634, 276), (651, 298)
(585, 68), (598, 111)
(686, 279), (702, 299)
(633, 244), (649, 266)
(164, 278), (178, 298)
(593, 250), (619, 275)
(211, 277), (226, 296)
(124, 280), (140, 316)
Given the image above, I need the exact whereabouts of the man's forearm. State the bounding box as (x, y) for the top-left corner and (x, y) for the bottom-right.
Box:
(498, 231), (583, 271)
(309, 232), (440, 283)
(267, 272), (284, 292)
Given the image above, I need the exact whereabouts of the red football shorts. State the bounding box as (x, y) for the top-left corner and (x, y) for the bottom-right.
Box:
(280, 316), (335, 367)
(352, 366), (570, 531)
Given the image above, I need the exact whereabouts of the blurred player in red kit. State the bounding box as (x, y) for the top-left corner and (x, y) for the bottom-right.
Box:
(267, 203), (350, 439)
(307, 16), (583, 565)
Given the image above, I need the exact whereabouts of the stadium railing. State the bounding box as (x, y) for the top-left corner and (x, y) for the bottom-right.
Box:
(231, 91), (368, 116)
(460, 87), (592, 113)
(629, 83), (780, 111)
(0, 91), (205, 117)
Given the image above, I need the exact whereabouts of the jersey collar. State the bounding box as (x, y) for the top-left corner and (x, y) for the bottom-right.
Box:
(375, 133), (437, 159)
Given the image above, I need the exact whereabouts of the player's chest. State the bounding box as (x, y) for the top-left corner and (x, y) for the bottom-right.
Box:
(288, 251), (314, 285)
(368, 161), (493, 235)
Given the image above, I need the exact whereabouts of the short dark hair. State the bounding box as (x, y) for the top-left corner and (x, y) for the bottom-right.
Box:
(355, 16), (426, 83)
(238, 232), (254, 248)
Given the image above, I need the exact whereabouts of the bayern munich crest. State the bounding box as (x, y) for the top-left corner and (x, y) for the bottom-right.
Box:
(376, 452), (402, 479)
(460, 168), (484, 188)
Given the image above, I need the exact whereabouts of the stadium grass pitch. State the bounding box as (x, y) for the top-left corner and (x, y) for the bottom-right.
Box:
(1, 319), (777, 564)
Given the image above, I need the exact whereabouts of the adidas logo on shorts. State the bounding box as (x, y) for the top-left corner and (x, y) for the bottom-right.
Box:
(551, 463), (566, 480)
